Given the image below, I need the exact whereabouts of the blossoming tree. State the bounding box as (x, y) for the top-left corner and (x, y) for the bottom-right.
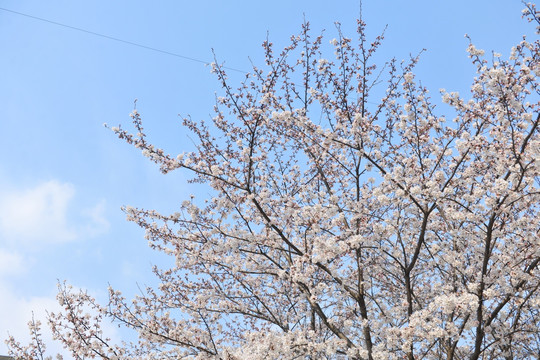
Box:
(7, 4), (540, 360)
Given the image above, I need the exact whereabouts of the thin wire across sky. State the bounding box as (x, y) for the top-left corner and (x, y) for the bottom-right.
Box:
(0, 6), (247, 74)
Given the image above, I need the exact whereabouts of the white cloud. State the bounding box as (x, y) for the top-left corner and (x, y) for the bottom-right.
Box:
(0, 180), (113, 356)
(0, 179), (118, 357)
(81, 199), (110, 237)
(0, 180), (109, 247)
(0, 249), (25, 277)
(0, 180), (76, 244)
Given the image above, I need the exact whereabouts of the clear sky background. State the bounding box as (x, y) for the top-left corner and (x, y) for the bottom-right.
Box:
(0, 0), (534, 356)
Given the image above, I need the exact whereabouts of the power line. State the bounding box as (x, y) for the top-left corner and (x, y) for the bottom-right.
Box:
(0, 6), (248, 74)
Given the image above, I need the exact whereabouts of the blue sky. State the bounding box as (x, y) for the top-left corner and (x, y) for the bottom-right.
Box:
(0, 0), (533, 355)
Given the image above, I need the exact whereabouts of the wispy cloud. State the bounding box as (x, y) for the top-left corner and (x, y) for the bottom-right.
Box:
(0, 180), (109, 247)
(0, 249), (25, 277)
(81, 199), (110, 237)
(0, 179), (113, 355)
(0, 180), (76, 244)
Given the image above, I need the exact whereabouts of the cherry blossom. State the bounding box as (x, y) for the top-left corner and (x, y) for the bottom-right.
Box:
(7, 5), (540, 360)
